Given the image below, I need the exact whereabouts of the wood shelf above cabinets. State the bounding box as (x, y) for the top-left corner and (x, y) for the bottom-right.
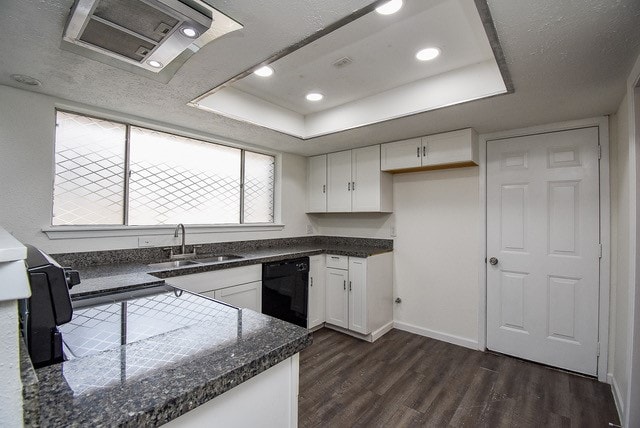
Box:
(306, 145), (392, 214)
(381, 128), (479, 173)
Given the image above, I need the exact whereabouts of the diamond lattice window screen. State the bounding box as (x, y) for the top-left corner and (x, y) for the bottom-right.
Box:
(128, 127), (241, 225)
(53, 112), (126, 225)
(243, 151), (275, 223)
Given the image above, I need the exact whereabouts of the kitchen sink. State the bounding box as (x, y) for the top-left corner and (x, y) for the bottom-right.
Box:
(148, 260), (201, 269)
(195, 255), (243, 263)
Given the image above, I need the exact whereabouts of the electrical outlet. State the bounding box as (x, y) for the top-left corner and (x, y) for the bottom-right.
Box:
(390, 225), (397, 237)
(306, 224), (314, 235)
(138, 237), (153, 247)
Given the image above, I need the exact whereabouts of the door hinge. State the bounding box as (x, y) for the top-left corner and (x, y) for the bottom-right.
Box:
(597, 145), (602, 159)
(599, 243), (603, 259)
(597, 342), (600, 356)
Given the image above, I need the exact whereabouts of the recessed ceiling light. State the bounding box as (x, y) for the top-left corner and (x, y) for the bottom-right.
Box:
(254, 66), (274, 77)
(147, 60), (163, 68)
(10, 74), (41, 86)
(180, 27), (199, 38)
(306, 92), (324, 102)
(416, 47), (441, 61)
(375, 0), (403, 15)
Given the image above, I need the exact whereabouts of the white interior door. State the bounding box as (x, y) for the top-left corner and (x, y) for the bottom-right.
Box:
(486, 127), (600, 375)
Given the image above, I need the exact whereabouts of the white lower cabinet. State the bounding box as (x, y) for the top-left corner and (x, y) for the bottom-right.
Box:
(324, 252), (393, 339)
(325, 267), (349, 329)
(165, 265), (262, 312)
(307, 255), (326, 329)
(347, 258), (367, 334)
(201, 281), (262, 312)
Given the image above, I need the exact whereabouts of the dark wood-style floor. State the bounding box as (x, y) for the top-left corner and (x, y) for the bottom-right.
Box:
(299, 328), (620, 427)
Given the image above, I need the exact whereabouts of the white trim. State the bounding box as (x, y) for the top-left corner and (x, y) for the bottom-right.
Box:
(42, 223), (285, 239)
(290, 354), (299, 427)
(393, 321), (479, 350)
(0, 227), (27, 263)
(478, 116), (611, 382)
(0, 227), (30, 301)
(370, 321), (394, 342)
(609, 373), (625, 422)
(624, 53), (640, 428)
(478, 131), (488, 351)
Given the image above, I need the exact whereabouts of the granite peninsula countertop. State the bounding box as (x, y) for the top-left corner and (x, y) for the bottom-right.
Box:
(57, 236), (393, 297)
(26, 284), (312, 427)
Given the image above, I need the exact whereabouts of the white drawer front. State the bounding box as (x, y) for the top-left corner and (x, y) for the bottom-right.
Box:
(325, 254), (348, 270)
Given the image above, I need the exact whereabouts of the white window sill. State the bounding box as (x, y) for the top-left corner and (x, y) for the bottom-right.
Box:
(42, 224), (285, 240)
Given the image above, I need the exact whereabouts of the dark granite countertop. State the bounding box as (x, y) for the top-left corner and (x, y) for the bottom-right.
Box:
(63, 236), (393, 297)
(32, 285), (312, 427)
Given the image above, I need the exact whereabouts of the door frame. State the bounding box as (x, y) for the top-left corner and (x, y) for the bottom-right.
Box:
(477, 116), (611, 382)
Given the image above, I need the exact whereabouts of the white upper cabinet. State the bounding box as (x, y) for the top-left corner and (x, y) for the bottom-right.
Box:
(423, 128), (479, 166)
(380, 137), (422, 171)
(327, 150), (353, 212)
(351, 145), (388, 212)
(306, 155), (327, 213)
(381, 128), (478, 172)
(317, 145), (392, 213)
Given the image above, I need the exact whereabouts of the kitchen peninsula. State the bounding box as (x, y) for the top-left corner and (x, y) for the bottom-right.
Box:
(20, 236), (392, 426)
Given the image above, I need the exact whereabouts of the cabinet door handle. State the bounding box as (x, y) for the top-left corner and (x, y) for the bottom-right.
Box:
(349, 281), (352, 291)
(352, 181), (355, 191)
(343, 280), (346, 290)
(331, 256), (340, 259)
(423, 145), (426, 157)
(310, 277), (313, 286)
(348, 182), (351, 191)
(322, 184), (326, 194)
(417, 147), (420, 158)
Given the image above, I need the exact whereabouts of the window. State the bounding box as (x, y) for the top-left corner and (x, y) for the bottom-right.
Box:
(52, 111), (275, 226)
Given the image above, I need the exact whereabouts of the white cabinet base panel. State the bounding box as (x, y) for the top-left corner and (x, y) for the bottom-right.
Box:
(164, 354), (299, 428)
(324, 321), (394, 343)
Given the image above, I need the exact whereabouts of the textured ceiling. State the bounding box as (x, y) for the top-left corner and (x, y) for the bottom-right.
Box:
(232, 0), (494, 115)
(1, 0), (639, 156)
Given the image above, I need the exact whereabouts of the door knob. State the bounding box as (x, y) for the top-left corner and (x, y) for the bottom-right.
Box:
(489, 257), (499, 266)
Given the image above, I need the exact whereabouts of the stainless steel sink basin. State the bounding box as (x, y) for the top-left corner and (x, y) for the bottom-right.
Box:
(195, 255), (243, 263)
(148, 260), (200, 269)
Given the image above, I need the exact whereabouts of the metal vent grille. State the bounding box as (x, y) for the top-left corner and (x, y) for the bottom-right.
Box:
(64, 0), (211, 72)
(332, 56), (353, 68)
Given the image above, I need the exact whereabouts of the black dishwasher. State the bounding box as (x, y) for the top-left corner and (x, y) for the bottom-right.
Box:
(262, 257), (309, 328)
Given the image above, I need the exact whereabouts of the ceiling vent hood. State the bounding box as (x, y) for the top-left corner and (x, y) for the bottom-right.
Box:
(63, 0), (242, 79)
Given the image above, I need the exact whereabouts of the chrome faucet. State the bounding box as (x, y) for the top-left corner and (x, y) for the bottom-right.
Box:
(174, 223), (186, 255)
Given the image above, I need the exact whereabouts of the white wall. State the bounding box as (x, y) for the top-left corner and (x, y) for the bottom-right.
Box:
(0, 300), (23, 427)
(313, 167), (480, 347)
(0, 85), (309, 253)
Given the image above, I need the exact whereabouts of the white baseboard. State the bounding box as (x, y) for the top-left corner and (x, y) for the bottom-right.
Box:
(393, 321), (479, 350)
(608, 373), (624, 424)
(371, 321), (394, 342)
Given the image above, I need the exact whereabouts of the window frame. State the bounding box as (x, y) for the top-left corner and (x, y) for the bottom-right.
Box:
(45, 108), (282, 238)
